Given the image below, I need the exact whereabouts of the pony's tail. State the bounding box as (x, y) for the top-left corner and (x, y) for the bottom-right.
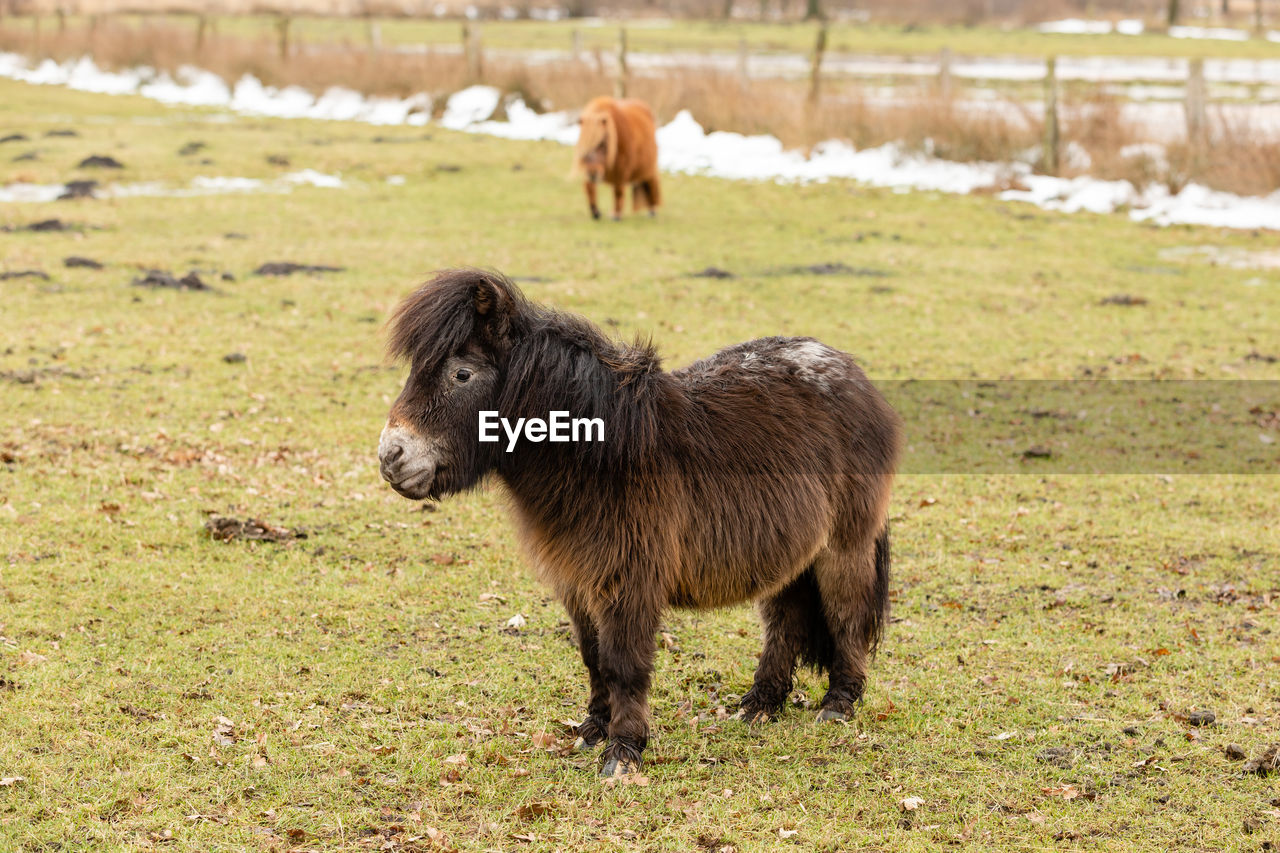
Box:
(866, 522), (891, 656)
(641, 176), (661, 209)
(796, 567), (835, 672)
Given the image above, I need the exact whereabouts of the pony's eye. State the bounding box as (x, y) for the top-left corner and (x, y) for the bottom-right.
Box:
(454, 368), (472, 384)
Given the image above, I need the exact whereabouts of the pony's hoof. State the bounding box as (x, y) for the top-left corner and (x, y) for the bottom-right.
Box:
(590, 209), (601, 220)
(816, 708), (848, 723)
(573, 736), (601, 752)
(600, 757), (640, 778)
(733, 706), (773, 724)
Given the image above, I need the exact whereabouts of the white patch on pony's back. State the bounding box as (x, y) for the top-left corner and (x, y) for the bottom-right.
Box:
(777, 340), (848, 391)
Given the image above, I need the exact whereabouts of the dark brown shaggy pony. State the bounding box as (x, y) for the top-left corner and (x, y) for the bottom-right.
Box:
(573, 96), (661, 220)
(379, 269), (901, 777)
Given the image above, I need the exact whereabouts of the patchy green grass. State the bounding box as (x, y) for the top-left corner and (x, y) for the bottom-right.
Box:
(21, 13), (1280, 61)
(2, 78), (1280, 851)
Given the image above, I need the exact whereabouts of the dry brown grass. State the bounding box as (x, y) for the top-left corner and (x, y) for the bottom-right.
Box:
(4, 17), (1278, 196)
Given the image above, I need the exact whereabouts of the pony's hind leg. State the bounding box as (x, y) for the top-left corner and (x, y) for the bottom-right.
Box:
(584, 180), (601, 220)
(563, 593), (610, 749)
(737, 568), (825, 723)
(811, 525), (891, 721)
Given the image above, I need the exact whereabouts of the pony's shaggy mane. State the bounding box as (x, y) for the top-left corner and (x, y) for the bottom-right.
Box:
(388, 269), (666, 464)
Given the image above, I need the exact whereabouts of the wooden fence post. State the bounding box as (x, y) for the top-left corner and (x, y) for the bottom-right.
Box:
(195, 14), (208, 52)
(275, 14), (291, 60)
(366, 14), (381, 52)
(1185, 57), (1208, 155)
(614, 26), (628, 98)
(463, 22), (483, 83)
(571, 27), (581, 61)
(938, 46), (952, 99)
(1043, 56), (1060, 175)
(737, 36), (749, 90)
(807, 23), (827, 106)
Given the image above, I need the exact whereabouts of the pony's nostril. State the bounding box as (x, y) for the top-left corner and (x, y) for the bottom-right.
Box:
(383, 444), (404, 465)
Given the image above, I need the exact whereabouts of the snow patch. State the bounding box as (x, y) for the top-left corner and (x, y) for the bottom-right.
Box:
(2, 52), (1279, 230)
(1, 171), (343, 203)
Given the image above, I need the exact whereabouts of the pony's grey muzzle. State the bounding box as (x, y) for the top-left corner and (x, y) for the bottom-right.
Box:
(378, 422), (441, 499)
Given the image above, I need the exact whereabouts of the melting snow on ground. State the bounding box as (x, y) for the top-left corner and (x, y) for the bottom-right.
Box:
(1037, 18), (1280, 41)
(1, 52), (1277, 230)
(0, 169), (344, 204)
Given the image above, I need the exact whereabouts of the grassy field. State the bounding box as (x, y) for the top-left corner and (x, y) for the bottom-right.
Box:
(3, 76), (1280, 851)
(14, 13), (1280, 60)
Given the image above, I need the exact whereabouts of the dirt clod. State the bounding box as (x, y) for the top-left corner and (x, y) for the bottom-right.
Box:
(20, 218), (77, 232)
(0, 133), (28, 144)
(0, 270), (50, 281)
(45, 129), (78, 137)
(254, 262), (344, 277)
(1022, 446), (1052, 459)
(1242, 745), (1279, 777)
(204, 516), (306, 543)
(1035, 746), (1074, 768)
(773, 262), (891, 277)
(223, 352), (247, 364)
(1224, 743), (1247, 760)
(12, 151), (38, 162)
(1100, 294), (1148, 306)
(132, 270), (213, 292)
(64, 256), (104, 269)
(1186, 710), (1215, 727)
(78, 155), (124, 169)
(691, 267), (735, 279)
(58, 180), (98, 200)
(178, 141), (207, 156)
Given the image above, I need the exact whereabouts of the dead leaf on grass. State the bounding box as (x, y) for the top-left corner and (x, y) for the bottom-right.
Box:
(0, 777), (24, 787)
(515, 801), (553, 821)
(1042, 785), (1094, 801)
(212, 716), (236, 747)
(369, 745), (397, 756)
(900, 796), (924, 811)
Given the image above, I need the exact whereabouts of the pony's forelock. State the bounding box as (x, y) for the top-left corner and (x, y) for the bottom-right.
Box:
(386, 268), (525, 375)
(574, 102), (619, 173)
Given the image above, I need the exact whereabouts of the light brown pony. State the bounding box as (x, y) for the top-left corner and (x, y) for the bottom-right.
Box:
(573, 96), (661, 220)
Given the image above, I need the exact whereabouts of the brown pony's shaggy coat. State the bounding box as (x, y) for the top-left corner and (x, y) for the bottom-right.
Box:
(573, 96), (661, 220)
(379, 269), (901, 776)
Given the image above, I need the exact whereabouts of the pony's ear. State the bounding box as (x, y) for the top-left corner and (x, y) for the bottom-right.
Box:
(471, 272), (520, 341)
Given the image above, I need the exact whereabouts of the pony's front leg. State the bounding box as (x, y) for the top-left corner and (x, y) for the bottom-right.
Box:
(611, 183), (625, 220)
(596, 601), (659, 777)
(584, 179), (600, 220)
(563, 594), (610, 749)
